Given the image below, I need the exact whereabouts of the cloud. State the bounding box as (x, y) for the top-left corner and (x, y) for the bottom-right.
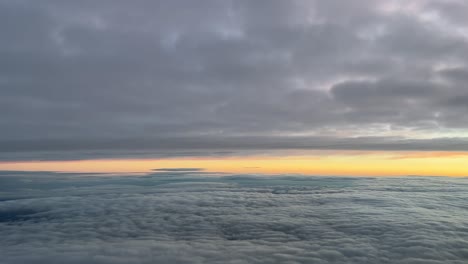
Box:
(152, 168), (205, 172)
(1, 0), (468, 160)
(1, 172), (468, 263)
(2, 136), (468, 161)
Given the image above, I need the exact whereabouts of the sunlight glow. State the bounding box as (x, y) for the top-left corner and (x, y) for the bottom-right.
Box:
(1, 151), (467, 177)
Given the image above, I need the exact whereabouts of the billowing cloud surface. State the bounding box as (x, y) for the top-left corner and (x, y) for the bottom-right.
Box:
(2, 0), (468, 160)
(1, 172), (468, 263)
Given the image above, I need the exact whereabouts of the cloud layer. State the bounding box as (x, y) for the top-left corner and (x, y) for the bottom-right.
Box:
(1, 172), (468, 263)
(2, 0), (468, 159)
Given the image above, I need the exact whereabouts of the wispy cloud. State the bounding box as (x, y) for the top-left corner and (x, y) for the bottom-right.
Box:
(152, 168), (205, 172)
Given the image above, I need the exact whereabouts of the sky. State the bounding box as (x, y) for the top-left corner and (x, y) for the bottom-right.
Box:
(1, 0), (468, 176)
(2, 2), (468, 263)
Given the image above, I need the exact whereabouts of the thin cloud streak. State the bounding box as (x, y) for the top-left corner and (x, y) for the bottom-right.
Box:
(1, 136), (468, 161)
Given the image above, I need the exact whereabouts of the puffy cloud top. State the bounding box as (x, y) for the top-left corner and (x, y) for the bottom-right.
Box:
(1, 172), (468, 263)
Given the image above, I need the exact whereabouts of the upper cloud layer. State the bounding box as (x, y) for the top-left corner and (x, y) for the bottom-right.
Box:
(2, 0), (468, 159)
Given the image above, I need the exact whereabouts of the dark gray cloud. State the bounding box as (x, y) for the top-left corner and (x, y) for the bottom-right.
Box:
(1, 136), (468, 161)
(1, 172), (468, 263)
(152, 168), (205, 172)
(2, 0), (468, 160)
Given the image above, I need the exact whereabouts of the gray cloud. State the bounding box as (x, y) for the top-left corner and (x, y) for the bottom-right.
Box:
(1, 172), (468, 263)
(1, 0), (468, 160)
(1, 136), (468, 161)
(152, 168), (205, 172)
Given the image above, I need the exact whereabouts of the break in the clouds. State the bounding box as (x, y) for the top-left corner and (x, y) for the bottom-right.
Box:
(1, 172), (468, 263)
(2, 0), (468, 159)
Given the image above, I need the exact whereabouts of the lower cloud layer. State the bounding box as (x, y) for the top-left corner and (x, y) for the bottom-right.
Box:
(1, 173), (468, 263)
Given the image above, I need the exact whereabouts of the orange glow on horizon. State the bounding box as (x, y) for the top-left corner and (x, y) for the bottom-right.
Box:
(1, 151), (468, 177)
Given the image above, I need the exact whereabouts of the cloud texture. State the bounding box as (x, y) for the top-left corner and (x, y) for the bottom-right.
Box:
(2, 0), (468, 159)
(1, 172), (468, 263)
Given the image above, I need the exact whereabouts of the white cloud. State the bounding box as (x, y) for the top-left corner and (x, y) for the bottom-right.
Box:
(1, 173), (468, 263)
